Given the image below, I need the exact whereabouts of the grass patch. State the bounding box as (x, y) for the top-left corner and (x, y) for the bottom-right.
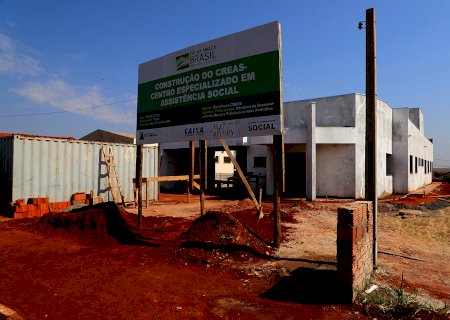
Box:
(357, 275), (449, 319)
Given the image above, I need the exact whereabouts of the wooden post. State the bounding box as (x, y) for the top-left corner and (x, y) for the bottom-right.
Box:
(189, 140), (195, 198)
(365, 8), (378, 269)
(273, 134), (283, 248)
(186, 180), (190, 203)
(136, 144), (143, 229)
(199, 140), (207, 215)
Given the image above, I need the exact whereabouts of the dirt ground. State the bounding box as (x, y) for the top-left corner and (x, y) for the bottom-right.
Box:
(0, 184), (449, 319)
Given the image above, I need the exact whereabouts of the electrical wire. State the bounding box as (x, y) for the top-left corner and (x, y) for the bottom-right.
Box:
(0, 98), (137, 118)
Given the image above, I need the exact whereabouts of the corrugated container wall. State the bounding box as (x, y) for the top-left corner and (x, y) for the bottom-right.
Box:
(0, 136), (158, 206)
(0, 137), (14, 207)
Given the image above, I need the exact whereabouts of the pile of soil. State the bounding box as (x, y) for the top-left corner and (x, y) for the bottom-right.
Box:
(37, 202), (142, 244)
(379, 199), (450, 213)
(230, 204), (296, 244)
(182, 210), (274, 255)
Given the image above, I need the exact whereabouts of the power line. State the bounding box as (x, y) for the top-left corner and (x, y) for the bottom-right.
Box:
(0, 98), (137, 118)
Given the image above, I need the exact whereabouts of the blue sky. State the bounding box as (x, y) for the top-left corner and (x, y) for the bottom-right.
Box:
(0, 1), (449, 167)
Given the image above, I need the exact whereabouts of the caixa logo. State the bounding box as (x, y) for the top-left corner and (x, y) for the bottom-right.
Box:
(185, 127), (204, 136)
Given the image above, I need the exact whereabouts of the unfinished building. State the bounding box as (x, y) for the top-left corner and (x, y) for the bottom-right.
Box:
(160, 93), (433, 199)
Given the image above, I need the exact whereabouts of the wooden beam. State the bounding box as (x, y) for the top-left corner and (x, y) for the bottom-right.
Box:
(192, 181), (201, 190)
(133, 175), (200, 183)
(219, 139), (262, 217)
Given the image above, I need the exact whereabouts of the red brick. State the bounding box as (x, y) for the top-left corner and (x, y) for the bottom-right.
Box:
(38, 203), (49, 215)
(15, 204), (32, 213)
(337, 202), (374, 302)
(13, 211), (27, 219)
(71, 193), (86, 201)
(27, 197), (49, 205)
(49, 201), (71, 212)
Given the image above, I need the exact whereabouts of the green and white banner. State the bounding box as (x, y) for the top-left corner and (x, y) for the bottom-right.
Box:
(137, 21), (282, 144)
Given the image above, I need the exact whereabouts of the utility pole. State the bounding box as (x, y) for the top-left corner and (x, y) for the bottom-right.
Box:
(362, 8), (378, 270)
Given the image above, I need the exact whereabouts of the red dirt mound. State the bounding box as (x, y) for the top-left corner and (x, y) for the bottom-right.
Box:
(37, 202), (142, 244)
(230, 204), (296, 244)
(181, 210), (274, 255)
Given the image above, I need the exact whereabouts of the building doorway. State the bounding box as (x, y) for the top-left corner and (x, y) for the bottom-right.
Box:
(283, 152), (306, 198)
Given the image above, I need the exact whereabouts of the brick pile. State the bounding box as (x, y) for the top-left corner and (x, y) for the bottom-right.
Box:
(336, 201), (373, 302)
(10, 198), (53, 219)
(49, 201), (73, 212)
(71, 192), (90, 205)
(9, 192), (104, 219)
(71, 192), (104, 206)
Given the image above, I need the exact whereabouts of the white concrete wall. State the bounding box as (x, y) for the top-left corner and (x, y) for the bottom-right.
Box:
(377, 99), (393, 197)
(407, 119), (434, 192)
(283, 94), (356, 128)
(316, 144), (355, 198)
(263, 94), (361, 198)
(408, 109), (424, 134)
(392, 108), (410, 193)
(354, 94), (366, 199)
(392, 108), (433, 194)
(246, 145), (268, 177)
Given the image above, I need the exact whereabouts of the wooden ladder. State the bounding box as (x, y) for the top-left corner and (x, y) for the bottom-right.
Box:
(102, 146), (125, 204)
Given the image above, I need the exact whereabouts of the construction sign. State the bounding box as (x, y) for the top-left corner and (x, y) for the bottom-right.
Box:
(137, 21), (282, 144)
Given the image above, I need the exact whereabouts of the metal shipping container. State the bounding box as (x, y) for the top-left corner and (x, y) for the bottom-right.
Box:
(0, 135), (158, 207)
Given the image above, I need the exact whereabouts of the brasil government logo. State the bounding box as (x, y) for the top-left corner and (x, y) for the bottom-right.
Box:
(176, 53), (190, 70)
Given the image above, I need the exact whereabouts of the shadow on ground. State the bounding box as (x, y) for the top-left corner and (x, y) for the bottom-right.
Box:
(261, 267), (346, 305)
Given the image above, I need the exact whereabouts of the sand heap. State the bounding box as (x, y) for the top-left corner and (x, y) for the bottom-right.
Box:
(182, 210), (273, 255)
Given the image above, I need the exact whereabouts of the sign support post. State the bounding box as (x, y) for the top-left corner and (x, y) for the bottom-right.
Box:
(273, 134), (283, 248)
(199, 140), (207, 215)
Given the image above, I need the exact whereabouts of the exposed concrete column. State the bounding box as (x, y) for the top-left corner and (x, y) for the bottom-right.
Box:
(306, 102), (316, 201)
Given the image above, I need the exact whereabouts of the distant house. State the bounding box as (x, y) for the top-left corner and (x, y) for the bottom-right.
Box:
(80, 129), (136, 144)
(214, 150), (236, 181)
